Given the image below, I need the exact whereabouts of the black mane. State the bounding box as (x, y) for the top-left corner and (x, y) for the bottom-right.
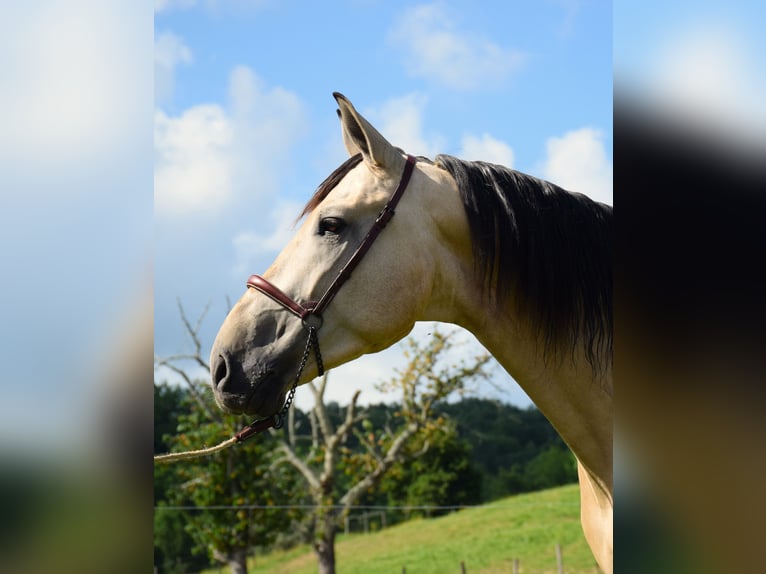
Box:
(435, 155), (612, 372)
(300, 154), (363, 219)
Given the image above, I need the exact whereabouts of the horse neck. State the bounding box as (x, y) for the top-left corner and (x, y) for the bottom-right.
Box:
(416, 164), (612, 491)
(426, 269), (613, 493)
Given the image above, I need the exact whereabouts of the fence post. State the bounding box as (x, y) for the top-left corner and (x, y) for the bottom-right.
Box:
(460, 560), (467, 574)
(555, 543), (563, 574)
(513, 558), (519, 574)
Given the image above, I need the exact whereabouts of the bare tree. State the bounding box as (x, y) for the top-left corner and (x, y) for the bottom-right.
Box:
(157, 305), (491, 574)
(273, 329), (492, 574)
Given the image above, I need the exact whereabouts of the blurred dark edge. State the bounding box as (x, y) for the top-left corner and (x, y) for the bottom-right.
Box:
(0, 2), (155, 573)
(615, 90), (766, 573)
(0, 328), (154, 574)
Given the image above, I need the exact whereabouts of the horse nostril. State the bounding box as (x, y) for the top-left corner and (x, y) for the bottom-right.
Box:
(213, 354), (229, 390)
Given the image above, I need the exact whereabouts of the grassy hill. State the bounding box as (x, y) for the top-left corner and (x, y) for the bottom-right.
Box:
(215, 484), (599, 574)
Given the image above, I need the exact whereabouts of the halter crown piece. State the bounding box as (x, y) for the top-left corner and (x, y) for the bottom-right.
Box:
(234, 154), (418, 442)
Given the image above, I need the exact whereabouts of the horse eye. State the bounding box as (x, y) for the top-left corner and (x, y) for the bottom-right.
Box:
(318, 217), (346, 236)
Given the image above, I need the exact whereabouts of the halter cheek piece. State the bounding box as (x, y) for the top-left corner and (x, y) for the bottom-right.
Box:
(234, 154), (417, 441)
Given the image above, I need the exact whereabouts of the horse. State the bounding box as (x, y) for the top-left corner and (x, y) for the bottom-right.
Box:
(210, 93), (613, 572)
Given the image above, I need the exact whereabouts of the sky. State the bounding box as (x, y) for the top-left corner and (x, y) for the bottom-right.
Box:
(153, 0), (613, 411)
(3, 1), (765, 453)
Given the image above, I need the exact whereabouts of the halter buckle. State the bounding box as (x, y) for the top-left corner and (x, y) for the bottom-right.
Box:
(301, 312), (323, 331)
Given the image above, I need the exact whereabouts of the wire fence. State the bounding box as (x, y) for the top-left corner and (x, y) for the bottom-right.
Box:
(155, 501), (580, 537)
(155, 501), (578, 511)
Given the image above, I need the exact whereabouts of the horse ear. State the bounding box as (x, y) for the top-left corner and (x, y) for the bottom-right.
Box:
(333, 92), (402, 172)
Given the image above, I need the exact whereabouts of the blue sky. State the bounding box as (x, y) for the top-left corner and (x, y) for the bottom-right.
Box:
(154, 0), (613, 409)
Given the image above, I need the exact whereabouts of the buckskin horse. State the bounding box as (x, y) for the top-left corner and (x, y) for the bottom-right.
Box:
(210, 93), (613, 572)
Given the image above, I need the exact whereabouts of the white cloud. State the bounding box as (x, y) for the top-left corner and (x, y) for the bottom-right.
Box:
(154, 67), (307, 219)
(458, 133), (515, 168)
(542, 127), (613, 205)
(231, 199), (304, 276)
(155, 31), (193, 104)
(226, 66), (307, 170)
(366, 93), (445, 157)
(154, 105), (234, 217)
(389, 3), (525, 91)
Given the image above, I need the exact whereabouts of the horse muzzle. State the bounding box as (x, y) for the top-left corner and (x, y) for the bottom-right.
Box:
(210, 350), (286, 417)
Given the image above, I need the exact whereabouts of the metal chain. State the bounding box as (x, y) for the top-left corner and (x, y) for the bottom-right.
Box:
(273, 326), (319, 429)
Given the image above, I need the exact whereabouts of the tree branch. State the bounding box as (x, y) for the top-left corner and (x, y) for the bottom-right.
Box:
(335, 390), (362, 443)
(278, 442), (321, 493)
(309, 375), (335, 442)
(155, 356), (222, 423)
(321, 390), (362, 487)
(340, 421), (420, 508)
(176, 298), (211, 372)
(352, 428), (383, 464)
(309, 409), (319, 451)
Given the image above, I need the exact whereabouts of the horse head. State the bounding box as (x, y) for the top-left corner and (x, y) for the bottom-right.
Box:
(209, 93), (469, 417)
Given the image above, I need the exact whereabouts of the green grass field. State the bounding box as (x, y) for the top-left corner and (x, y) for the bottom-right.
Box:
(208, 484), (600, 574)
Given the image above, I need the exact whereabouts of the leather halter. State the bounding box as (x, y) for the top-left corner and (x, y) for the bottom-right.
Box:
(245, 154), (417, 367)
(230, 154), (416, 443)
